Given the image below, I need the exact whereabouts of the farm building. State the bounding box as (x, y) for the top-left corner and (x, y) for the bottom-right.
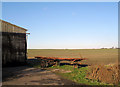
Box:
(0, 19), (28, 67)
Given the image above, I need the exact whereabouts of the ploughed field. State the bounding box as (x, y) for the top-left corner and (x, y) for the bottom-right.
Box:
(27, 49), (118, 65)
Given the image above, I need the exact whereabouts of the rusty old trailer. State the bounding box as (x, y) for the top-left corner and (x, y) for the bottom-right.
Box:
(35, 56), (87, 68)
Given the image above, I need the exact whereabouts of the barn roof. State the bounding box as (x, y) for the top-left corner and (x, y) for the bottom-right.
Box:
(0, 19), (28, 31)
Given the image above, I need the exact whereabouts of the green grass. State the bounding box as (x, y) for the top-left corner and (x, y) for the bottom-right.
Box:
(27, 49), (118, 65)
(49, 65), (112, 85)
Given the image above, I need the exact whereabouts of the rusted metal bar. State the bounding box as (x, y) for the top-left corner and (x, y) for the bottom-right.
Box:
(35, 56), (87, 62)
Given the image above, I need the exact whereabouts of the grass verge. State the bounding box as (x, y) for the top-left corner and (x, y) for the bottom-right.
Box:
(49, 65), (114, 86)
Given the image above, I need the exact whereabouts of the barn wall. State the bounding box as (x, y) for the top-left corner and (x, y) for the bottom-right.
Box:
(2, 32), (27, 67)
(0, 20), (27, 33)
(1, 20), (28, 67)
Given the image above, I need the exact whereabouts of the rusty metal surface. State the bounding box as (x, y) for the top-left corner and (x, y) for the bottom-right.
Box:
(35, 56), (87, 62)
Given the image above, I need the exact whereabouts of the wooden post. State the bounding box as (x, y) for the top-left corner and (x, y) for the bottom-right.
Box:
(56, 60), (60, 66)
(45, 60), (48, 68)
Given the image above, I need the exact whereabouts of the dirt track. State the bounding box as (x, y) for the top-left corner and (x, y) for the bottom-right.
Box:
(2, 66), (78, 85)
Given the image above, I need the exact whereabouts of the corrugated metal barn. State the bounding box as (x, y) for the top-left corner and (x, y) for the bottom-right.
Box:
(1, 20), (28, 67)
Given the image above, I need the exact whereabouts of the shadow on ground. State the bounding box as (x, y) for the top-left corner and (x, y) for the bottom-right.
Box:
(60, 63), (88, 68)
(2, 65), (46, 81)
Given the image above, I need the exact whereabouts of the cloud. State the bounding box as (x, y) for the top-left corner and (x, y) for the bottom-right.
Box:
(43, 7), (48, 11)
(72, 12), (77, 16)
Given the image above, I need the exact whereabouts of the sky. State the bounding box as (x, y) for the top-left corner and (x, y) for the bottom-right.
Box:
(2, 2), (118, 49)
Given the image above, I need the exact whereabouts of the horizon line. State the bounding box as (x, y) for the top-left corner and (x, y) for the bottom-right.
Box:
(27, 47), (118, 49)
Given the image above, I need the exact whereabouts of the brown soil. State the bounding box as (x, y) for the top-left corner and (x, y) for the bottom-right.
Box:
(86, 64), (119, 84)
(2, 66), (78, 85)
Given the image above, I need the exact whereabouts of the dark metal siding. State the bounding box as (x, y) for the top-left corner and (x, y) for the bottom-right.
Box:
(2, 32), (27, 67)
